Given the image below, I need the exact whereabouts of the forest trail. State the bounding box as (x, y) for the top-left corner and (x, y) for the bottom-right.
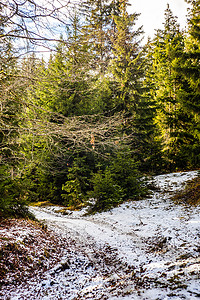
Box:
(3, 171), (200, 299)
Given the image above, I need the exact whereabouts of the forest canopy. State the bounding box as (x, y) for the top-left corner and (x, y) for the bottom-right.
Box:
(0, 0), (199, 218)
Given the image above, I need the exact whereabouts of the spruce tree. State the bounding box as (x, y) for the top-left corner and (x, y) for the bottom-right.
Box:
(0, 20), (29, 218)
(138, 40), (164, 173)
(0, 25), (20, 175)
(82, 0), (121, 74)
(110, 0), (143, 111)
(109, 0), (161, 172)
(33, 24), (92, 117)
(151, 4), (195, 170)
(184, 0), (200, 113)
(179, 0), (200, 167)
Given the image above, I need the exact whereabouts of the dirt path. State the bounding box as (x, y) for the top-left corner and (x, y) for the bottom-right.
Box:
(1, 171), (200, 299)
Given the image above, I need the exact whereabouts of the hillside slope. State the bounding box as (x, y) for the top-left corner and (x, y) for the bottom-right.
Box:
(1, 171), (199, 299)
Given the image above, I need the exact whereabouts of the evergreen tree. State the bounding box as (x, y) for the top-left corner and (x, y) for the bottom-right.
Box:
(0, 20), (29, 218)
(183, 0), (200, 114)
(137, 40), (164, 173)
(0, 25), (21, 176)
(82, 0), (116, 74)
(178, 0), (200, 167)
(110, 0), (143, 111)
(33, 40), (92, 116)
(109, 0), (161, 172)
(151, 4), (198, 170)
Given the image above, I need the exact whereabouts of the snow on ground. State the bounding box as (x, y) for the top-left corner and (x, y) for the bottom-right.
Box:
(1, 171), (200, 299)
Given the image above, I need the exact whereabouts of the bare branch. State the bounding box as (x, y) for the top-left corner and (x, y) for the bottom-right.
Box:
(0, 0), (82, 51)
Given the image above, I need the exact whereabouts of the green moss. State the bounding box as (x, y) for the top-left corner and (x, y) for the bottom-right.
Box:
(29, 201), (55, 207)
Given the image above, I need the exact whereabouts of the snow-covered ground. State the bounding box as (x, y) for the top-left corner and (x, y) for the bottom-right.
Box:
(2, 171), (200, 299)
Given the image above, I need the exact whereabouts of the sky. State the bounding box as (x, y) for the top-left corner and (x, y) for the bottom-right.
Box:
(30, 0), (191, 57)
(128, 0), (191, 41)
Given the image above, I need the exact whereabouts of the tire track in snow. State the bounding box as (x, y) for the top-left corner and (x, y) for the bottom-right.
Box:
(4, 170), (199, 299)
(32, 208), (147, 268)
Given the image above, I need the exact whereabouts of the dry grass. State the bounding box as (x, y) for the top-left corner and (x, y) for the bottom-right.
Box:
(172, 175), (200, 205)
(30, 201), (56, 207)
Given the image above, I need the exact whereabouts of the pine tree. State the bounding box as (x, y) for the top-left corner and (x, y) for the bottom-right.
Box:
(110, 0), (143, 111)
(82, 0), (120, 74)
(0, 24), (20, 175)
(33, 28), (92, 117)
(151, 5), (193, 170)
(137, 40), (164, 173)
(149, 3), (200, 170)
(184, 0), (200, 113)
(109, 1), (161, 172)
(0, 19), (29, 218)
(178, 0), (200, 167)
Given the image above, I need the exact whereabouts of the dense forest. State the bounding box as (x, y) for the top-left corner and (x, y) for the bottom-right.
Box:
(0, 0), (199, 218)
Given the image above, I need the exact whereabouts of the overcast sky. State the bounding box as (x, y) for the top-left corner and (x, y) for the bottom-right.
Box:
(128, 0), (191, 41)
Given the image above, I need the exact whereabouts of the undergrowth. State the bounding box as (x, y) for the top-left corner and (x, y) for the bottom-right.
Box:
(172, 175), (200, 205)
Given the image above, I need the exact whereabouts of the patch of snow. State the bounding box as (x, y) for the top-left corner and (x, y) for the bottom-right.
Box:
(1, 170), (200, 299)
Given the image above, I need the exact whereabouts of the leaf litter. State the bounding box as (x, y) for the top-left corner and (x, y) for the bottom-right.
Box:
(0, 171), (199, 299)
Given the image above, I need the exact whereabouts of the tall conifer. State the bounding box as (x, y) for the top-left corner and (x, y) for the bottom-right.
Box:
(151, 5), (192, 169)
(150, 3), (200, 169)
(110, 1), (162, 172)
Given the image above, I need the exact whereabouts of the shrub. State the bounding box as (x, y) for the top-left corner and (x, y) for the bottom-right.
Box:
(87, 169), (125, 213)
(61, 155), (90, 208)
(0, 177), (31, 220)
(110, 150), (147, 200)
(87, 149), (148, 213)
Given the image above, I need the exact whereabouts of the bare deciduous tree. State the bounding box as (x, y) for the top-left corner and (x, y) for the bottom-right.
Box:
(0, 0), (81, 50)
